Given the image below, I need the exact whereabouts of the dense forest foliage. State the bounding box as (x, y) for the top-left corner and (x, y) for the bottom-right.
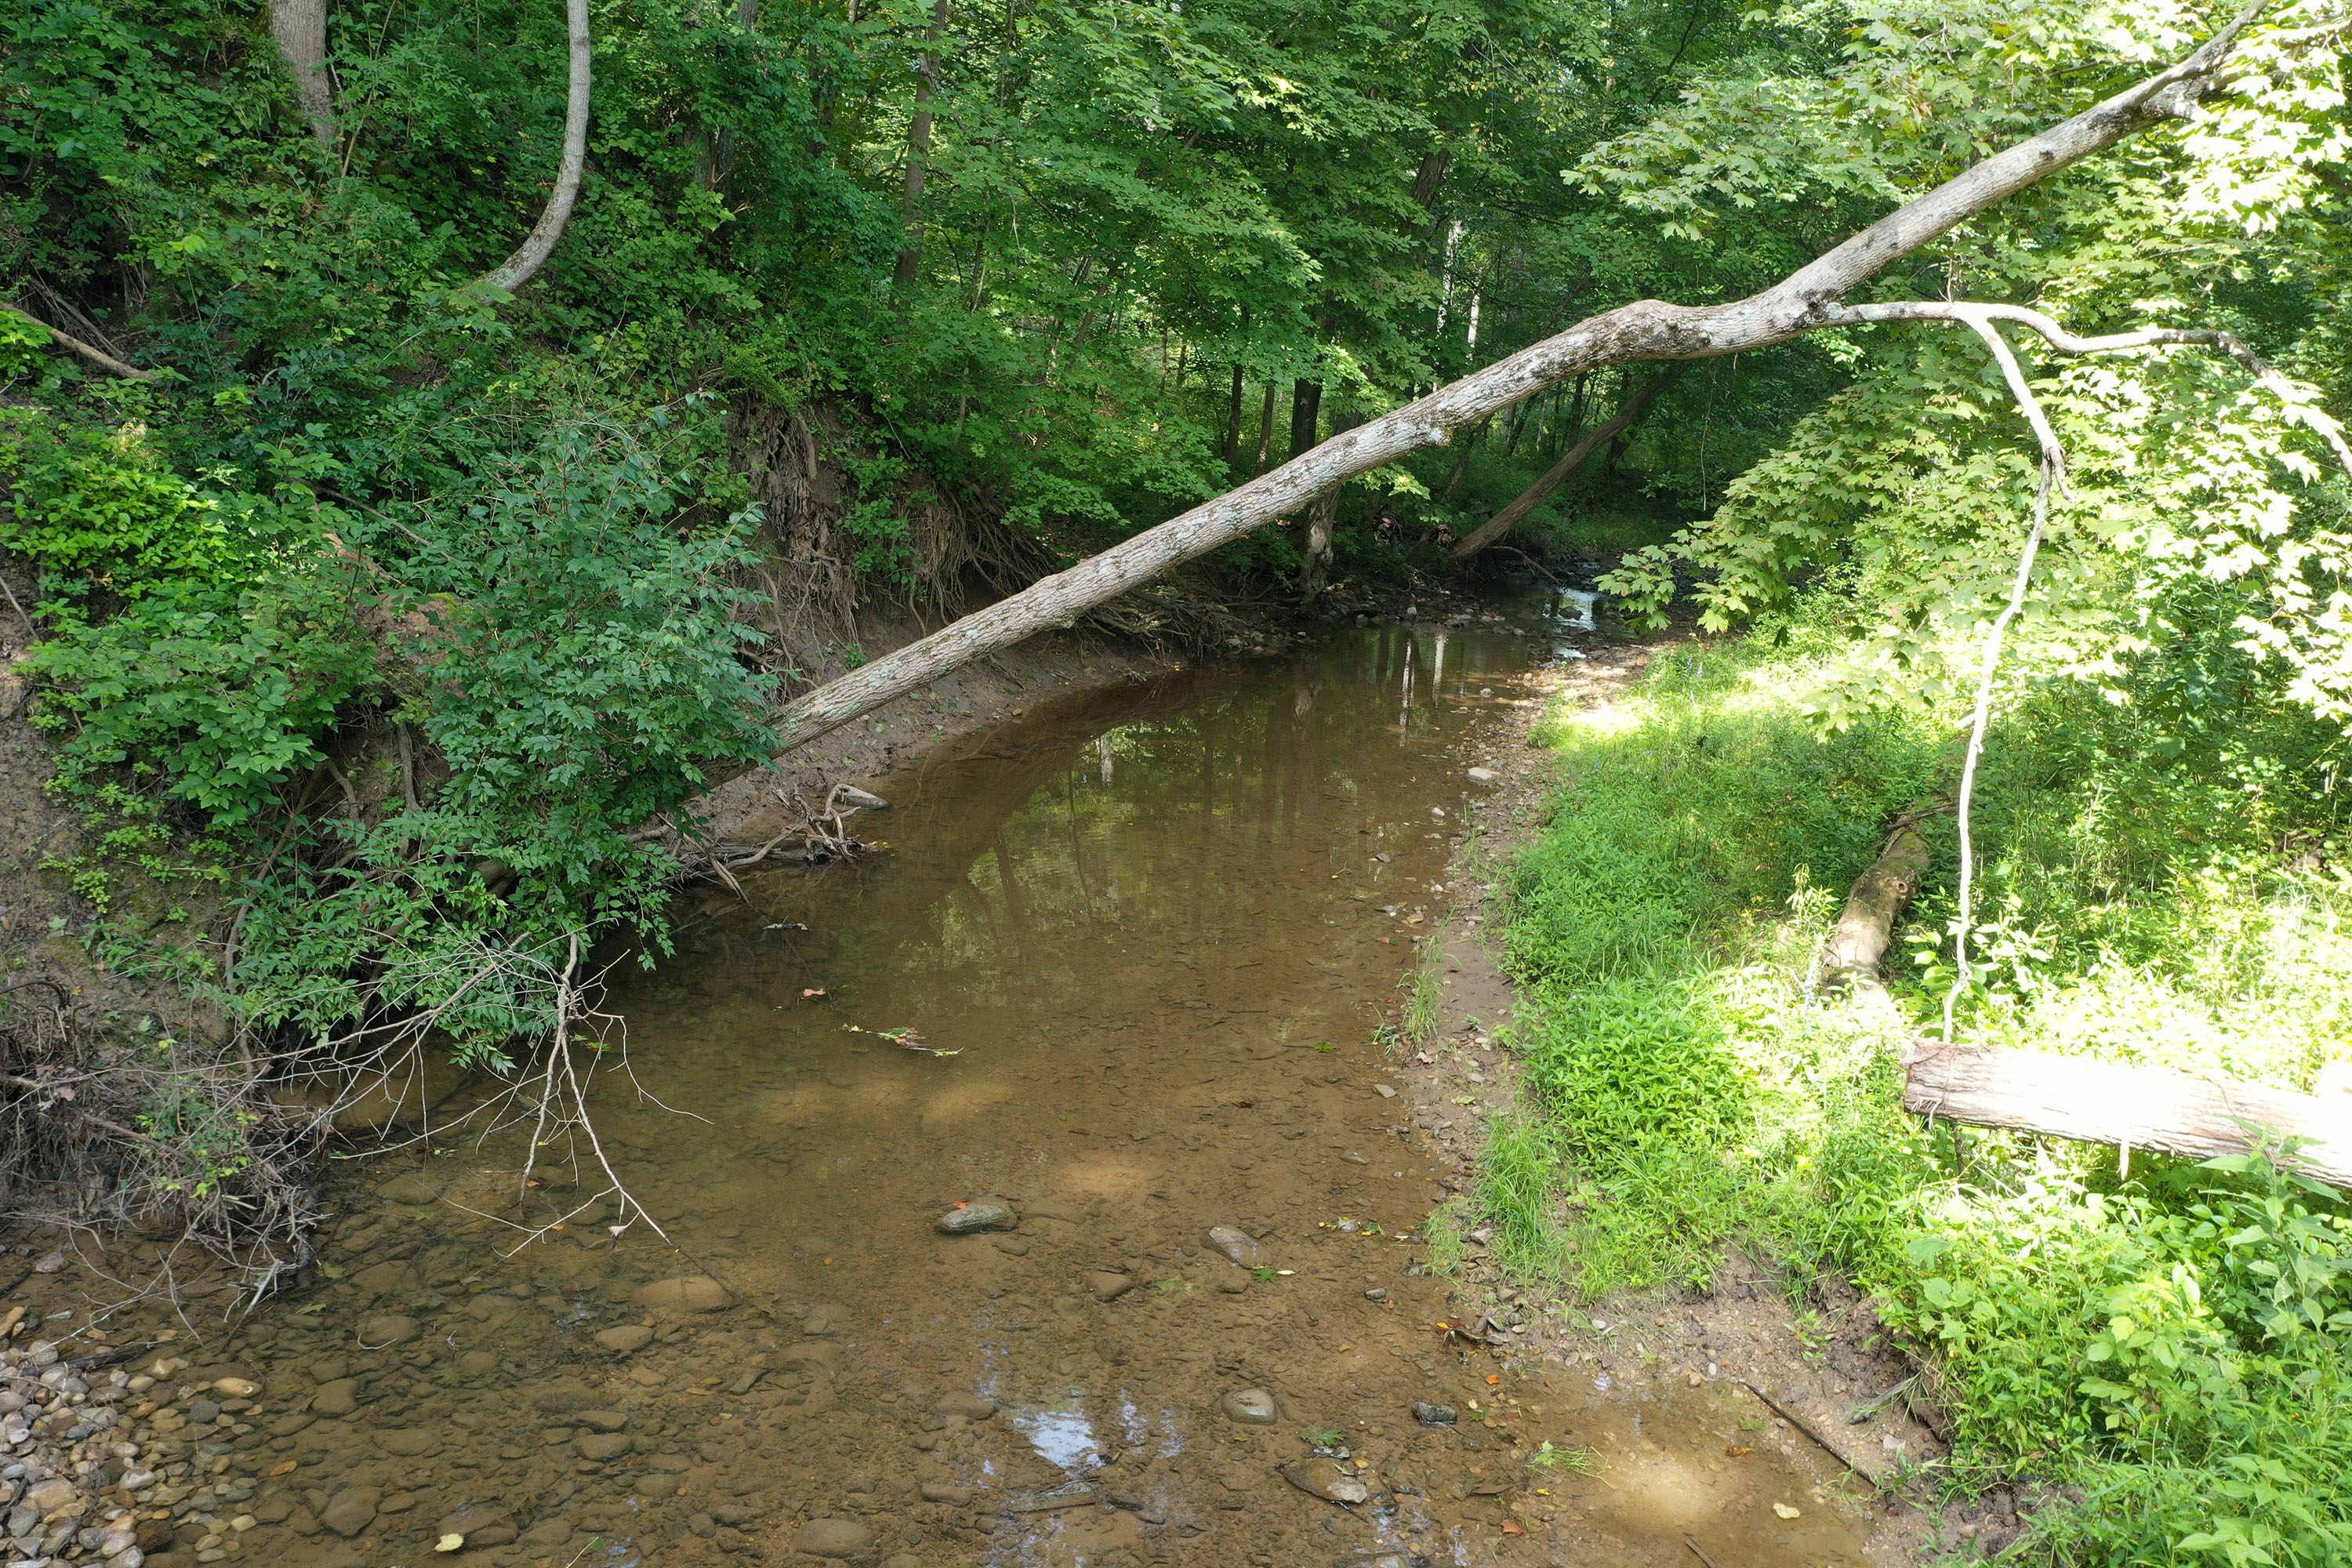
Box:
(2, 0), (2349, 1559)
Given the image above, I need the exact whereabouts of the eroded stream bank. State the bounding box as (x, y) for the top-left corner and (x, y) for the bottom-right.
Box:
(8, 602), (1882, 1568)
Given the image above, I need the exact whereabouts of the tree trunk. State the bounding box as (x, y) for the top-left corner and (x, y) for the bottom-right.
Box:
(1254, 381), (1276, 474)
(891, 0), (953, 296)
(762, 15), (2277, 755)
(1289, 379), (1323, 463)
(270, 0), (339, 151)
(476, 0), (593, 295)
(1904, 1043), (2352, 1188)
(1298, 406), (1362, 604)
(1450, 364), (1686, 559)
(1439, 418), (1486, 503)
(1223, 364), (1245, 466)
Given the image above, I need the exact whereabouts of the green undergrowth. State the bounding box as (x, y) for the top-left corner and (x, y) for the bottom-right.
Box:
(1484, 622), (2352, 1566)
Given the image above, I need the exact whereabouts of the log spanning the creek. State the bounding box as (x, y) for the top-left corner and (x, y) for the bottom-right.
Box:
(1903, 1042), (2352, 1189)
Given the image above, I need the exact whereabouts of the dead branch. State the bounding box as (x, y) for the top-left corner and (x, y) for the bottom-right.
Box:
(1451, 364), (1688, 559)
(5, 306), (154, 382)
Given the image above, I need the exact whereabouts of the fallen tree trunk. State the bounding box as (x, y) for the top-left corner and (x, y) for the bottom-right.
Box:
(1818, 802), (1941, 989)
(1450, 363), (1686, 560)
(764, 6), (2273, 757)
(1903, 1042), (2352, 1188)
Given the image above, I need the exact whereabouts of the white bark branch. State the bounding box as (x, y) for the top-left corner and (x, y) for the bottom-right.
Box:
(762, 3), (2277, 756)
(1828, 299), (2352, 479)
(476, 0), (592, 296)
(5, 305), (155, 382)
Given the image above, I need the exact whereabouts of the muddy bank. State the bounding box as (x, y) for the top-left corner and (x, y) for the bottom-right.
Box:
(1382, 627), (1954, 1565)
(6, 589), (1890, 1568)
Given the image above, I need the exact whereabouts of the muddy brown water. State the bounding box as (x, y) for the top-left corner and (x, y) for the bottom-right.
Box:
(96, 610), (1876, 1568)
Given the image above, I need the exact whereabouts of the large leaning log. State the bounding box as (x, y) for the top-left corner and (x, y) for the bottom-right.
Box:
(1903, 1041), (2352, 1188)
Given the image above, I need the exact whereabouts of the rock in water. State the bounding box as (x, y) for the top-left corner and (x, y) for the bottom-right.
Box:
(1221, 1388), (1278, 1425)
(354, 1314), (419, 1348)
(1466, 768), (1502, 785)
(1087, 1271), (1137, 1301)
(436, 1503), (517, 1548)
(836, 786), (890, 811)
(593, 1325), (655, 1353)
(320, 1487), (381, 1537)
(935, 1202), (1018, 1235)
(376, 1173), (441, 1205)
(1411, 1401), (1457, 1426)
(633, 1276), (731, 1312)
(932, 1392), (998, 1421)
(1283, 1459), (1371, 1504)
(1204, 1225), (1262, 1266)
(789, 1519), (873, 1558)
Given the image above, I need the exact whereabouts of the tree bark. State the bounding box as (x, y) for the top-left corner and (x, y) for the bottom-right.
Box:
(1451, 364), (1686, 559)
(762, 9), (2275, 756)
(1223, 364), (1244, 466)
(1904, 1042), (2352, 1188)
(891, 0), (953, 296)
(270, 0), (339, 151)
(1818, 804), (1940, 989)
(1254, 381), (1277, 474)
(1298, 407), (1363, 604)
(1289, 379), (1323, 462)
(476, 0), (593, 296)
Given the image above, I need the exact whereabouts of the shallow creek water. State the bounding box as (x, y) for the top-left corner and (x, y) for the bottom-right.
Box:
(161, 609), (1875, 1568)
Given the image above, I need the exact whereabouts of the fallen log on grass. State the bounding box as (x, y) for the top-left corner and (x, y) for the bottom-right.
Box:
(1818, 802), (1943, 990)
(1902, 1041), (2352, 1188)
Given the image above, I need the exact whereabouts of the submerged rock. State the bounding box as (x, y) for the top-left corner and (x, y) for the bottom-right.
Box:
(1283, 1459), (1370, 1504)
(935, 1202), (1018, 1235)
(593, 1325), (655, 1353)
(633, 1276), (731, 1312)
(1087, 1271), (1137, 1301)
(790, 1519), (873, 1557)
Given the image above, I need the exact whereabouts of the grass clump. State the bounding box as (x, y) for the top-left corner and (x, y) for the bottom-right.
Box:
(1483, 620), (2352, 1566)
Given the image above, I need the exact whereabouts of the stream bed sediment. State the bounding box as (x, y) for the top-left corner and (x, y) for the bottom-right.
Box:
(5, 601), (1893, 1568)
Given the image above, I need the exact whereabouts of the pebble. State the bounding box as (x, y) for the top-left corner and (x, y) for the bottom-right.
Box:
(932, 1392), (997, 1421)
(593, 1325), (655, 1353)
(1374, 1083), (1397, 1098)
(320, 1486), (381, 1537)
(935, 1202), (1018, 1235)
(1466, 768), (1502, 785)
(1412, 1401), (1457, 1426)
(1087, 1272), (1137, 1301)
(1283, 1459), (1371, 1504)
(1204, 1226), (1262, 1266)
(1220, 1389), (1278, 1425)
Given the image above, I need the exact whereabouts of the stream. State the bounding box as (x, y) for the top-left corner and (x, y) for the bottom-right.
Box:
(77, 603), (1876, 1568)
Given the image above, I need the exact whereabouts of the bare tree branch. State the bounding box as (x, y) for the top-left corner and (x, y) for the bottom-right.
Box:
(5, 306), (155, 382)
(760, 4), (2279, 757)
(1827, 299), (2352, 479)
(476, 0), (592, 296)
